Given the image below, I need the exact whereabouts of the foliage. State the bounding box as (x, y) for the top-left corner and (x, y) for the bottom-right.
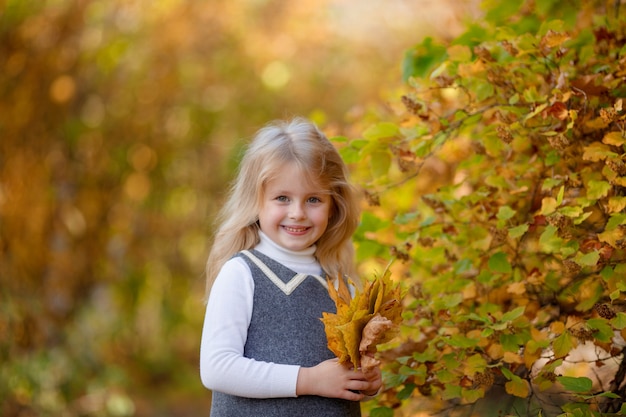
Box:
(322, 269), (404, 371)
(0, 1), (419, 416)
(347, 0), (626, 415)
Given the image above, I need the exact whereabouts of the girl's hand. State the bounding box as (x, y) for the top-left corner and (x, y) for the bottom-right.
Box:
(296, 358), (382, 401)
(360, 365), (382, 396)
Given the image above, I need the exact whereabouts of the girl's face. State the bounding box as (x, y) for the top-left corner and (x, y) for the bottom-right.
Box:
(258, 163), (331, 252)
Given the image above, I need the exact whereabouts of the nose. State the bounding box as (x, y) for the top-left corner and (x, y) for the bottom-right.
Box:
(288, 202), (306, 220)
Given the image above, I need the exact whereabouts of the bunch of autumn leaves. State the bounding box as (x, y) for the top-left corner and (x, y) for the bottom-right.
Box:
(321, 269), (404, 371)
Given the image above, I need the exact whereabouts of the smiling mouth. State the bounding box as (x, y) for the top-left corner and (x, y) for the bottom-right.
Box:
(282, 226), (309, 233)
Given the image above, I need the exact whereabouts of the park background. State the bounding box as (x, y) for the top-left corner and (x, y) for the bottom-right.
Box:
(1, 1), (479, 416)
(3, 1), (626, 417)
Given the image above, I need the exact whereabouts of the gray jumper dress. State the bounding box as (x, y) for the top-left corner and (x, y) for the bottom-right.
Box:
(209, 249), (361, 417)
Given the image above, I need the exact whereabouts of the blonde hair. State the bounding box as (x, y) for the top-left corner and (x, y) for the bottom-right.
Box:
(205, 118), (360, 295)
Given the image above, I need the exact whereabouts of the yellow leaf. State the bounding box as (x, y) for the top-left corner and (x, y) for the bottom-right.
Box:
(487, 343), (504, 360)
(603, 131), (626, 146)
(598, 227), (625, 248)
(585, 116), (610, 130)
(447, 44), (472, 62)
(503, 351), (523, 364)
(321, 266), (404, 368)
(507, 282), (526, 295)
(338, 312), (372, 368)
(550, 321), (565, 334)
(539, 197), (558, 215)
(505, 377), (530, 398)
(458, 60), (487, 77)
(582, 142), (615, 161)
(540, 30), (570, 49)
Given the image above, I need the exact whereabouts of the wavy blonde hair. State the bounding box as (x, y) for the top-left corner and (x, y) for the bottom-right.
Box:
(205, 118), (360, 296)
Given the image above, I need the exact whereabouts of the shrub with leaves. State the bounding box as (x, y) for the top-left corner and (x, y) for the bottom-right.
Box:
(343, 0), (626, 415)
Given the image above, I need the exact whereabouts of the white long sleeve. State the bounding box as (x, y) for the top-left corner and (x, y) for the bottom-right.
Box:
(199, 232), (324, 398)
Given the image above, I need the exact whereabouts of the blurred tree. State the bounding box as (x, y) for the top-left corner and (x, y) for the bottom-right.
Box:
(0, 0), (477, 416)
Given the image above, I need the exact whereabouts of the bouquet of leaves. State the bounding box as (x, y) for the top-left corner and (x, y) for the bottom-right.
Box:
(321, 268), (404, 371)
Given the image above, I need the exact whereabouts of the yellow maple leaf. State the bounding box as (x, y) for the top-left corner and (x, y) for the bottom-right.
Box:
(321, 266), (404, 370)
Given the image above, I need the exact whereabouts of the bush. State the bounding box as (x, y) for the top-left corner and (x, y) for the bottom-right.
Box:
(347, 1), (626, 415)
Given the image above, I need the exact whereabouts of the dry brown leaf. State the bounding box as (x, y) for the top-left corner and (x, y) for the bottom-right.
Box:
(359, 314), (394, 371)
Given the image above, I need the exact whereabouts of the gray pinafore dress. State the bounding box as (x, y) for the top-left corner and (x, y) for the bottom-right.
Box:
(209, 249), (361, 417)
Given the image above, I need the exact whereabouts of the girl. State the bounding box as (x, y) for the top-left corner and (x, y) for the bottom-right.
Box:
(200, 118), (382, 416)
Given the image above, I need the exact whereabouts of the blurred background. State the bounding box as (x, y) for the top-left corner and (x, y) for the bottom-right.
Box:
(0, 1), (479, 415)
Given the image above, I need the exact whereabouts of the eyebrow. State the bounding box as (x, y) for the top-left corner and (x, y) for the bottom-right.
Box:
(269, 190), (330, 198)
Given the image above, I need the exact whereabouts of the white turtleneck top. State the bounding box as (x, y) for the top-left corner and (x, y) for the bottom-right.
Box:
(199, 232), (324, 398)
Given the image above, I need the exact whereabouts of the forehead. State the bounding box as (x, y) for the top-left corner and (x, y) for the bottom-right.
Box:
(264, 163), (327, 193)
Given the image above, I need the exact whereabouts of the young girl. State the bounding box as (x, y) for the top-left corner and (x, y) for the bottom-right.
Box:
(200, 118), (382, 416)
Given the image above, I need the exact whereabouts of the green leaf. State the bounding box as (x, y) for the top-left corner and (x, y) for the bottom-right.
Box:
(413, 350), (438, 363)
(474, 79), (495, 101)
(611, 312), (626, 330)
(454, 258), (473, 274)
(363, 123), (400, 141)
(500, 366), (514, 380)
(556, 185), (565, 205)
(466, 354), (488, 374)
(606, 213), (626, 230)
(350, 139), (369, 149)
(545, 150), (561, 166)
(396, 383), (416, 400)
(433, 293), (463, 311)
(402, 37), (447, 81)
(539, 225), (564, 253)
(501, 306), (525, 322)
(586, 180), (611, 200)
(331, 135), (348, 143)
(370, 407), (394, 417)
(447, 334), (479, 348)
(483, 0), (524, 24)
(508, 224), (529, 238)
(436, 368), (456, 384)
(497, 205), (516, 221)
(370, 150), (391, 178)
(463, 387), (485, 403)
(553, 330), (574, 358)
(339, 146), (360, 164)
(586, 318), (613, 342)
(557, 376), (592, 393)
(358, 212), (389, 233)
(575, 251), (599, 267)
(595, 392), (621, 399)
(488, 252), (512, 274)
(543, 177), (563, 190)
(442, 382), (463, 400)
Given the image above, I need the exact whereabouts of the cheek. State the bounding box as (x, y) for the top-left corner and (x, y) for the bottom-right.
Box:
(318, 206), (332, 224)
(265, 204), (289, 221)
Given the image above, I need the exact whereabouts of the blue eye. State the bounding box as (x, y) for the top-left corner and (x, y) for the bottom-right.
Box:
(276, 196), (289, 202)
